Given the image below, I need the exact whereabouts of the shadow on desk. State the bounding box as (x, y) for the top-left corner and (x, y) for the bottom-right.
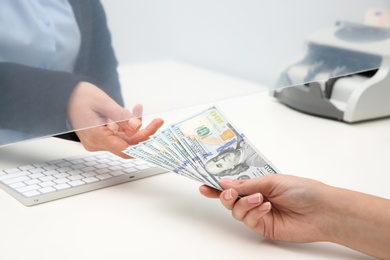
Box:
(116, 175), (373, 260)
(263, 240), (373, 260)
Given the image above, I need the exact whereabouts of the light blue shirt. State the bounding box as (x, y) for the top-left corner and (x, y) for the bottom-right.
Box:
(0, 0), (81, 72)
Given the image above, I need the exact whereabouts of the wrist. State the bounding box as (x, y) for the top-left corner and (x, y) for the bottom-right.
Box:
(321, 186), (390, 259)
(320, 186), (350, 243)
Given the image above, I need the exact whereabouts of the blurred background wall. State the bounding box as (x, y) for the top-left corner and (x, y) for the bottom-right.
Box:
(101, 0), (389, 86)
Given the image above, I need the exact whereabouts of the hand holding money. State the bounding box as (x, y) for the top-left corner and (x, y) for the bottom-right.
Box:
(123, 106), (279, 190)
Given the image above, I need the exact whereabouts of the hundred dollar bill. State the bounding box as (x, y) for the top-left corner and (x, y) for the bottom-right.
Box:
(122, 106), (279, 191)
(170, 106), (278, 185)
(123, 144), (205, 183)
(140, 139), (207, 183)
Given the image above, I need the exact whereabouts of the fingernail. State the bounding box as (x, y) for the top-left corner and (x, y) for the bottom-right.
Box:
(248, 193), (261, 204)
(128, 117), (142, 131)
(224, 189), (233, 200)
(258, 202), (271, 212)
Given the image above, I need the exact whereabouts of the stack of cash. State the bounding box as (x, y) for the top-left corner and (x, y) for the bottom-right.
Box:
(122, 106), (279, 190)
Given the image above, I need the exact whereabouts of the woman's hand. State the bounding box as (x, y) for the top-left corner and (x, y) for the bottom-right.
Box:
(199, 174), (332, 243)
(199, 174), (390, 259)
(68, 82), (164, 158)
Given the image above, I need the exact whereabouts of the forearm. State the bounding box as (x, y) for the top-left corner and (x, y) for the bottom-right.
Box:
(0, 62), (82, 134)
(325, 186), (390, 259)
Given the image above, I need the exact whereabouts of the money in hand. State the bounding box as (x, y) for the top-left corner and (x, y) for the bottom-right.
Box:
(122, 106), (279, 190)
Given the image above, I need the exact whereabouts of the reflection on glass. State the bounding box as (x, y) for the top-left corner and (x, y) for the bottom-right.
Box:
(1, 0), (390, 151)
(273, 21), (390, 122)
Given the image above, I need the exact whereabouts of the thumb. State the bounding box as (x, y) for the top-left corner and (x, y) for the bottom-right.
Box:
(94, 94), (142, 132)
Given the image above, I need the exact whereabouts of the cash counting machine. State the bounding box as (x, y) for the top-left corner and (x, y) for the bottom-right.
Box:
(272, 21), (390, 123)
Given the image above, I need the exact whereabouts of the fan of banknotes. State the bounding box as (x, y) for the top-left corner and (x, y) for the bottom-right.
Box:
(122, 106), (279, 190)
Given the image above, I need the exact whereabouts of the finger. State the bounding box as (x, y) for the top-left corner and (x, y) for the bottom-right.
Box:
(77, 126), (131, 159)
(115, 113), (142, 133)
(199, 185), (221, 198)
(230, 193), (265, 221)
(93, 95), (142, 132)
(118, 104), (144, 134)
(132, 104), (143, 118)
(124, 118), (164, 144)
(99, 134), (133, 158)
(219, 188), (239, 210)
(106, 121), (119, 133)
(242, 202), (272, 229)
(219, 175), (278, 197)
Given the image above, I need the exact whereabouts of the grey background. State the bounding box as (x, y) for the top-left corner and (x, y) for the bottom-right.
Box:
(101, 0), (390, 86)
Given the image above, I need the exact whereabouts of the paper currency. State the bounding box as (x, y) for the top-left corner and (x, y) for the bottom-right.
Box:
(123, 106), (279, 190)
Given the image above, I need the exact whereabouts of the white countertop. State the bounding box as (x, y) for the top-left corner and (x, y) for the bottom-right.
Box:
(1, 61), (388, 260)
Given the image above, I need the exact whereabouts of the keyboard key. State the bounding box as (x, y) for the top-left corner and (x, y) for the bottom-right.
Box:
(133, 160), (148, 166)
(0, 151), (167, 206)
(83, 177), (99, 183)
(25, 179), (41, 185)
(69, 180), (85, 187)
(68, 175), (83, 181)
(122, 162), (136, 168)
(57, 162), (72, 168)
(16, 184), (40, 193)
(4, 168), (22, 174)
(43, 165), (59, 171)
(68, 159), (85, 165)
(39, 181), (56, 188)
(95, 168), (110, 174)
(111, 171), (126, 177)
(19, 165), (36, 171)
(94, 164), (109, 169)
(0, 171), (29, 181)
(80, 166), (96, 172)
(53, 173), (70, 179)
(39, 187), (56, 194)
(23, 190), (41, 197)
(109, 166), (123, 171)
(96, 173), (112, 180)
(2, 176), (30, 185)
(9, 182), (27, 189)
(123, 168), (138, 173)
(28, 173), (45, 179)
(71, 164), (85, 170)
(54, 183), (71, 190)
(57, 167), (73, 173)
(136, 165), (151, 170)
(54, 178), (69, 184)
(43, 170), (59, 176)
(82, 172), (98, 178)
(68, 170), (83, 175)
(107, 161), (121, 166)
(32, 162), (49, 168)
(29, 168), (45, 174)
(39, 176), (55, 182)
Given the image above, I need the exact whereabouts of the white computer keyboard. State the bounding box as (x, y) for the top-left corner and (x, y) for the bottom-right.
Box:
(0, 151), (167, 206)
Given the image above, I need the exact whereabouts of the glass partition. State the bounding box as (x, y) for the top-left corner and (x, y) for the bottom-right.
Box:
(1, 0), (389, 146)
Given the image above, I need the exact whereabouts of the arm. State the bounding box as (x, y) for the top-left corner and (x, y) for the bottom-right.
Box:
(70, 0), (124, 106)
(199, 174), (390, 259)
(326, 185), (390, 259)
(0, 63), (164, 157)
(0, 62), (81, 136)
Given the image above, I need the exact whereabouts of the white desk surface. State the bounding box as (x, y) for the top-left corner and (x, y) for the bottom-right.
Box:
(1, 61), (389, 260)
